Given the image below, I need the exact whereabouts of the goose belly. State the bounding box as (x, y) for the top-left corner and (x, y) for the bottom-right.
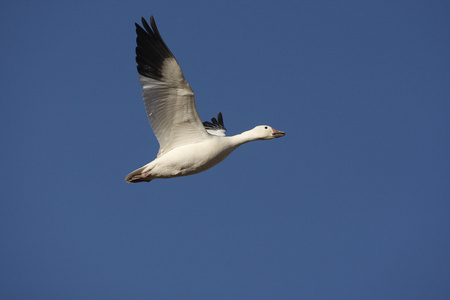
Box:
(150, 141), (236, 178)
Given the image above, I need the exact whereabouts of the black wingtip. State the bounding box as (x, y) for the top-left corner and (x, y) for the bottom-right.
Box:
(203, 112), (226, 131)
(217, 112), (224, 126)
(150, 15), (158, 35)
(135, 14), (175, 80)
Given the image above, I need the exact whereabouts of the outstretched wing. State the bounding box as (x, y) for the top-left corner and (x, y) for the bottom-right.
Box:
(136, 16), (210, 157)
(203, 112), (227, 137)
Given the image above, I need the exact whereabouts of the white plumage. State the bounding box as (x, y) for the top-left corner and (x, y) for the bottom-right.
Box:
(125, 15), (285, 183)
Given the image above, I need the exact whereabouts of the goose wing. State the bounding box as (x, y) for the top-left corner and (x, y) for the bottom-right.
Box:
(203, 112), (227, 137)
(135, 16), (210, 157)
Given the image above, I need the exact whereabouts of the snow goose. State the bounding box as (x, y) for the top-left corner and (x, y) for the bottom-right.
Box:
(125, 15), (285, 183)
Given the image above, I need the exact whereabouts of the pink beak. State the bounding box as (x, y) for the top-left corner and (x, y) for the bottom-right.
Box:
(272, 129), (285, 138)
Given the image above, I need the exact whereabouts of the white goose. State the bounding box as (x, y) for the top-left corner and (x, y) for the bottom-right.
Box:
(125, 15), (285, 183)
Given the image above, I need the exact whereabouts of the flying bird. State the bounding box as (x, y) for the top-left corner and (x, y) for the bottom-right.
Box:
(125, 15), (285, 183)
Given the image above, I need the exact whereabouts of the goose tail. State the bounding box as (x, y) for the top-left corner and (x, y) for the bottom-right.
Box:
(125, 166), (154, 183)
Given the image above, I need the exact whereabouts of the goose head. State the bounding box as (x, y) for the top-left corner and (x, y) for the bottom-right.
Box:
(250, 125), (286, 140)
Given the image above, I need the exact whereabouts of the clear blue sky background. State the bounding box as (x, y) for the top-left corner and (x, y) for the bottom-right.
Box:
(1, 0), (449, 299)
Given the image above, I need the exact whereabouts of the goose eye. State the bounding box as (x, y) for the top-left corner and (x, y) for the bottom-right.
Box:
(264, 126), (268, 129)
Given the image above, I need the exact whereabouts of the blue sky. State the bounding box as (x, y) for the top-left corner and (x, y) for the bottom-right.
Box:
(1, 0), (449, 299)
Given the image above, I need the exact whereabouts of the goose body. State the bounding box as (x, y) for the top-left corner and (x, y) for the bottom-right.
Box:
(125, 15), (285, 183)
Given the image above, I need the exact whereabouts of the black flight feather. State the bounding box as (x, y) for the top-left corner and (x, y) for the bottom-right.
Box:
(203, 112), (226, 132)
(135, 16), (177, 80)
